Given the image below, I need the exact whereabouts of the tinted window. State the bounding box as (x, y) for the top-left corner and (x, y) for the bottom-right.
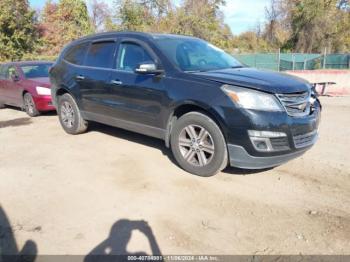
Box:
(64, 42), (89, 65)
(21, 64), (52, 79)
(0, 65), (7, 79)
(117, 43), (153, 72)
(85, 41), (115, 68)
(7, 66), (19, 79)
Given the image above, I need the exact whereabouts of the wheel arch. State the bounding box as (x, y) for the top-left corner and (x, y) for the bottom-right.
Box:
(56, 87), (70, 97)
(54, 86), (72, 107)
(22, 90), (31, 108)
(164, 101), (228, 148)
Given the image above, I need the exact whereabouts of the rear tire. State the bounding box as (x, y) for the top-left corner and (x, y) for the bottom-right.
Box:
(170, 111), (228, 177)
(57, 93), (88, 135)
(23, 93), (40, 117)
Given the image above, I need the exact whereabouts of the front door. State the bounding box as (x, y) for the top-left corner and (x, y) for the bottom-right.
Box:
(0, 65), (8, 104)
(108, 40), (165, 132)
(3, 66), (22, 107)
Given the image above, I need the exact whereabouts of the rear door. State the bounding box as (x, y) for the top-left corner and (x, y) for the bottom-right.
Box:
(78, 40), (117, 115)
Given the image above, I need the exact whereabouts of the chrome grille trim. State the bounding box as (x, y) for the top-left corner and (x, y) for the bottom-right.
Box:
(293, 130), (318, 148)
(277, 91), (311, 117)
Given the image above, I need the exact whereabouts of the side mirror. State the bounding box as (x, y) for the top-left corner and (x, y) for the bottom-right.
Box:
(135, 63), (164, 75)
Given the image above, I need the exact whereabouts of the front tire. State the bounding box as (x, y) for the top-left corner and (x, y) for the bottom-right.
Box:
(57, 93), (88, 135)
(170, 112), (228, 177)
(23, 93), (40, 117)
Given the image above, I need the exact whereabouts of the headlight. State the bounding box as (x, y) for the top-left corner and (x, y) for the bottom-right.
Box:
(36, 86), (51, 96)
(221, 85), (284, 112)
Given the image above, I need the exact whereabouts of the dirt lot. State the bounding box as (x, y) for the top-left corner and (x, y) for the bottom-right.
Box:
(0, 97), (349, 256)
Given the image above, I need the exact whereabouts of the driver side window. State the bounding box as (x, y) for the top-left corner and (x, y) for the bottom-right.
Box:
(7, 66), (19, 80)
(116, 42), (153, 72)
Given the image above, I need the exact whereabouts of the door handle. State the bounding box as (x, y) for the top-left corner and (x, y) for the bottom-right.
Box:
(76, 75), (85, 81)
(111, 80), (123, 85)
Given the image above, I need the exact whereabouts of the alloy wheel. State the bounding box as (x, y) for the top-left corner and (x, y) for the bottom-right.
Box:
(61, 101), (75, 128)
(178, 124), (215, 167)
(24, 95), (34, 115)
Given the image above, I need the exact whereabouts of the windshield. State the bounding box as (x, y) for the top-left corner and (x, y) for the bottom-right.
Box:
(154, 37), (242, 72)
(20, 64), (52, 79)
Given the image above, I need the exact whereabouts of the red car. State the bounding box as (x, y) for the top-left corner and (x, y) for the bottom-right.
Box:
(0, 61), (55, 117)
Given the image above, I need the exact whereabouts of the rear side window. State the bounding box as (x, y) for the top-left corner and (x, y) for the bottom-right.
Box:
(0, 65), (7, 79)
(64, 42), (89, 65)
(85, 41), (116, 68)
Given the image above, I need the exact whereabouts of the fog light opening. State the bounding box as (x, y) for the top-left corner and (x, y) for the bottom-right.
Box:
(256, 141), (268, 150)
(250, 137), (273, 152)
(248, 130), (287, 152)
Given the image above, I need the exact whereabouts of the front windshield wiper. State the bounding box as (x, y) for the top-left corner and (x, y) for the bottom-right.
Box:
(185, 66), (244, 73)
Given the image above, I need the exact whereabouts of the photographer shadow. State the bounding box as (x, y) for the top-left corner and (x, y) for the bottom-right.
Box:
(0, 206), (37, 262)
(84, 219), (162, 262)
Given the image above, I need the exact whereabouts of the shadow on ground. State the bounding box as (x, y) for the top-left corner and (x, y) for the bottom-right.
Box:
(88, 121), (178, 166)
(88, 122), (268, 176)
(0, 118), (32, 128)
(84, 219), (162, 262)
(223, 166), (273, 175)
(0, 206), (37, 262)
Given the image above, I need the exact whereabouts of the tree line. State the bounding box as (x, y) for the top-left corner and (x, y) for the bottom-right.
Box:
(0, 0), (349, 62)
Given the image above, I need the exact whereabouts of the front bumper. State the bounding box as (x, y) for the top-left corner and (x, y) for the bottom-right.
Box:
(228, 143), (313, 169)
(33, 95), (55, 111)
(221, 99), (321, 169)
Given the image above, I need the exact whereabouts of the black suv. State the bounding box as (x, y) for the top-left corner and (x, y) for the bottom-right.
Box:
(49, 32), (321, 176)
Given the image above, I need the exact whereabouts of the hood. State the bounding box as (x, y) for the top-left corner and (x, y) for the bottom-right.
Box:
(192, 67), (310, 94)
(27, 77), (51, 88)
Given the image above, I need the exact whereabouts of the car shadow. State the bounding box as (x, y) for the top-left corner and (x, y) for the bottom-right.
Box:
(0, 206), (37, 261)
(88, 121), (179, 166)
(1, 105), (57, 117)
(40, 110), (57, 117)
(0, 118), (32, 128)
(84, 219), (162, 262)
(222, 166), (274, 175)
(88, 122), (272, 176)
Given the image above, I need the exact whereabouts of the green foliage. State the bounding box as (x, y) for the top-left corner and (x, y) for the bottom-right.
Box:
(264, 0), (350, 53)
(232, 31), (273, 53)
(115, 0), (155, 31)
(1, 0), (350, 60)
(0, 0), (40, 61)
(111, 0), (234, 51)
(40, 0), (93, 56)
(21, 53), (57, 62)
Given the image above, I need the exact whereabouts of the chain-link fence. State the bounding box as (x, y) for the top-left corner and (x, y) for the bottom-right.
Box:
(233, 52), (350, 71)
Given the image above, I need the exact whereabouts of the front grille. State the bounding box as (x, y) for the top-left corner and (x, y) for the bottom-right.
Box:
(277, 91), (311, 117)
(270, 137), (290, 151)
(293, 130), (318, 148)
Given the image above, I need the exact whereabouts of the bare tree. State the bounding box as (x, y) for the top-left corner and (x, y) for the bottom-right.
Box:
(90, 0), (111, 32)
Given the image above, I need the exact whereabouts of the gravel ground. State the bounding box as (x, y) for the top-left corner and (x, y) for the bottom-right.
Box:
(0, 96), (349, 257)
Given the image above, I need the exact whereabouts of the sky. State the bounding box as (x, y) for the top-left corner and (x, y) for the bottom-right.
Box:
(29, 0), (271, 35)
